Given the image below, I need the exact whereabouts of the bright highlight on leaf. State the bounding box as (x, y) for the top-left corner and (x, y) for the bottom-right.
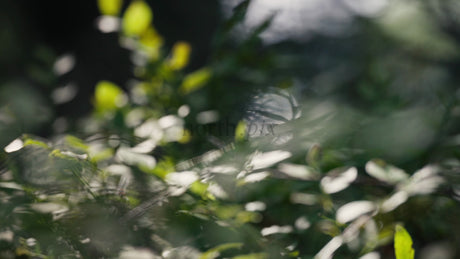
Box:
(365, 159), (409, 185)
(180, 68), (211, 94)
(394, 225), (415, 259)
(97, 0), (123, 16)
(4, 138), (24, 153)
(122, 1), (153, 36)
(94, 81), (125, 112)
(168, 42), (191, 70)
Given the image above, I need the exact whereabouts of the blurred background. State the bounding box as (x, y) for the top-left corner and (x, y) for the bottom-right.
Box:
(2, 1), (460, 258)
(2, 0), (460, 165)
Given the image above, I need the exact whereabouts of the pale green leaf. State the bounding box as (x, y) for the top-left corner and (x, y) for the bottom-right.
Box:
(64, 135), (88, 152)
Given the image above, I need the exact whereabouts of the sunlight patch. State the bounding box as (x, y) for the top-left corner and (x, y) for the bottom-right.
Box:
(245, 201), (267, 212)
(53, 54), (75, 75)
(4, 138), (24, 153)
(321, 167), (357, 194)
(261, 225), (293, 236)
(249, 150), (292, 170)
(336, 201), (376, 224)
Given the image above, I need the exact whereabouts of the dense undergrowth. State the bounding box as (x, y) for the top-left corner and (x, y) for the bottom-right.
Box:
(2, 0), (460, 258)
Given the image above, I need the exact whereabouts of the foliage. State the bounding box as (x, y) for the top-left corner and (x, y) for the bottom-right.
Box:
(394, 225), (414, 259)
(1, 0), (460, 259)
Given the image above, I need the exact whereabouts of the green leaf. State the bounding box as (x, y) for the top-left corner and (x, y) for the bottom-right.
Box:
(306, 143), (322, 168)
(232, 253), (268, 259)
(64, 135), (88, 152)
(97, 0), (123, 16)
(190, 181), (209, 197)
(394, 225), (415, 259)
(235, 120), (247, 142)
(150, 157), (175, 179)
(23, 139), (49, 149)
(168, 42), (191, 70)
(122, 1), (153, 36)
(89, 148), (114, 162)
(224, 0), (250, 31)
(200, 243), (243, 259)
(180, 68), (212, 94)
(94, 81), (125, 112)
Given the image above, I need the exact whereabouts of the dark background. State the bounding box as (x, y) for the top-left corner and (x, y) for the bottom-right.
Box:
(0, 0), (220, 120)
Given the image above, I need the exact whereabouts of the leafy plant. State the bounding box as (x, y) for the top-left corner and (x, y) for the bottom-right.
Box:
(1, 0), (460, 258)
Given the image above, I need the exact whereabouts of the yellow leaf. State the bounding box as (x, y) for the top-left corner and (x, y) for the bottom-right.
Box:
(94, 81), (125, 112)
(394, 224), (415, 259)
(150, 158), (175, 179)
(122, 1), (153, 36)
(190, 181), (208, 197)
(235, 120), (247, 142)
(168, 42), (191, 70)
(178, 129), (192, 144)
(139, 27), (164, 60)
(180, 68), (211, 94)
(200, 243), (243, 259)
(97, 0), (123, 16)
(23, 139), (49, 149)
(232, 253), (268, 259)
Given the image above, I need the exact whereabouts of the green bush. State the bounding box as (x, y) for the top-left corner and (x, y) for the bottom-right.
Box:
(1, 0), (460, 258)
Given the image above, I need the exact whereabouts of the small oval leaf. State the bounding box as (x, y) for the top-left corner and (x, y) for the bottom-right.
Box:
(122, 1), (153, 36)
(98, 0), (123, 16)
(180, 68), (212, 94)
(168, 42), (191, 70)
(94, 81), (126, 112)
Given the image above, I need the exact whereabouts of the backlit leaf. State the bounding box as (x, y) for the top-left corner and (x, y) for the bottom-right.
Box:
(180, 68), (211, 94)
(139, 27), (163, 59)
(394, 225), (415, 259)
(23, 139), (49, 149)
(98, 0), (123, 16)
(232, 253), (268, 259)
(94, 81), (125, 112)
(235, 120), (247, 142)
(168, 42), (191, 70)
(122, 1), (152, 36)
(200, 243), (243, 259)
